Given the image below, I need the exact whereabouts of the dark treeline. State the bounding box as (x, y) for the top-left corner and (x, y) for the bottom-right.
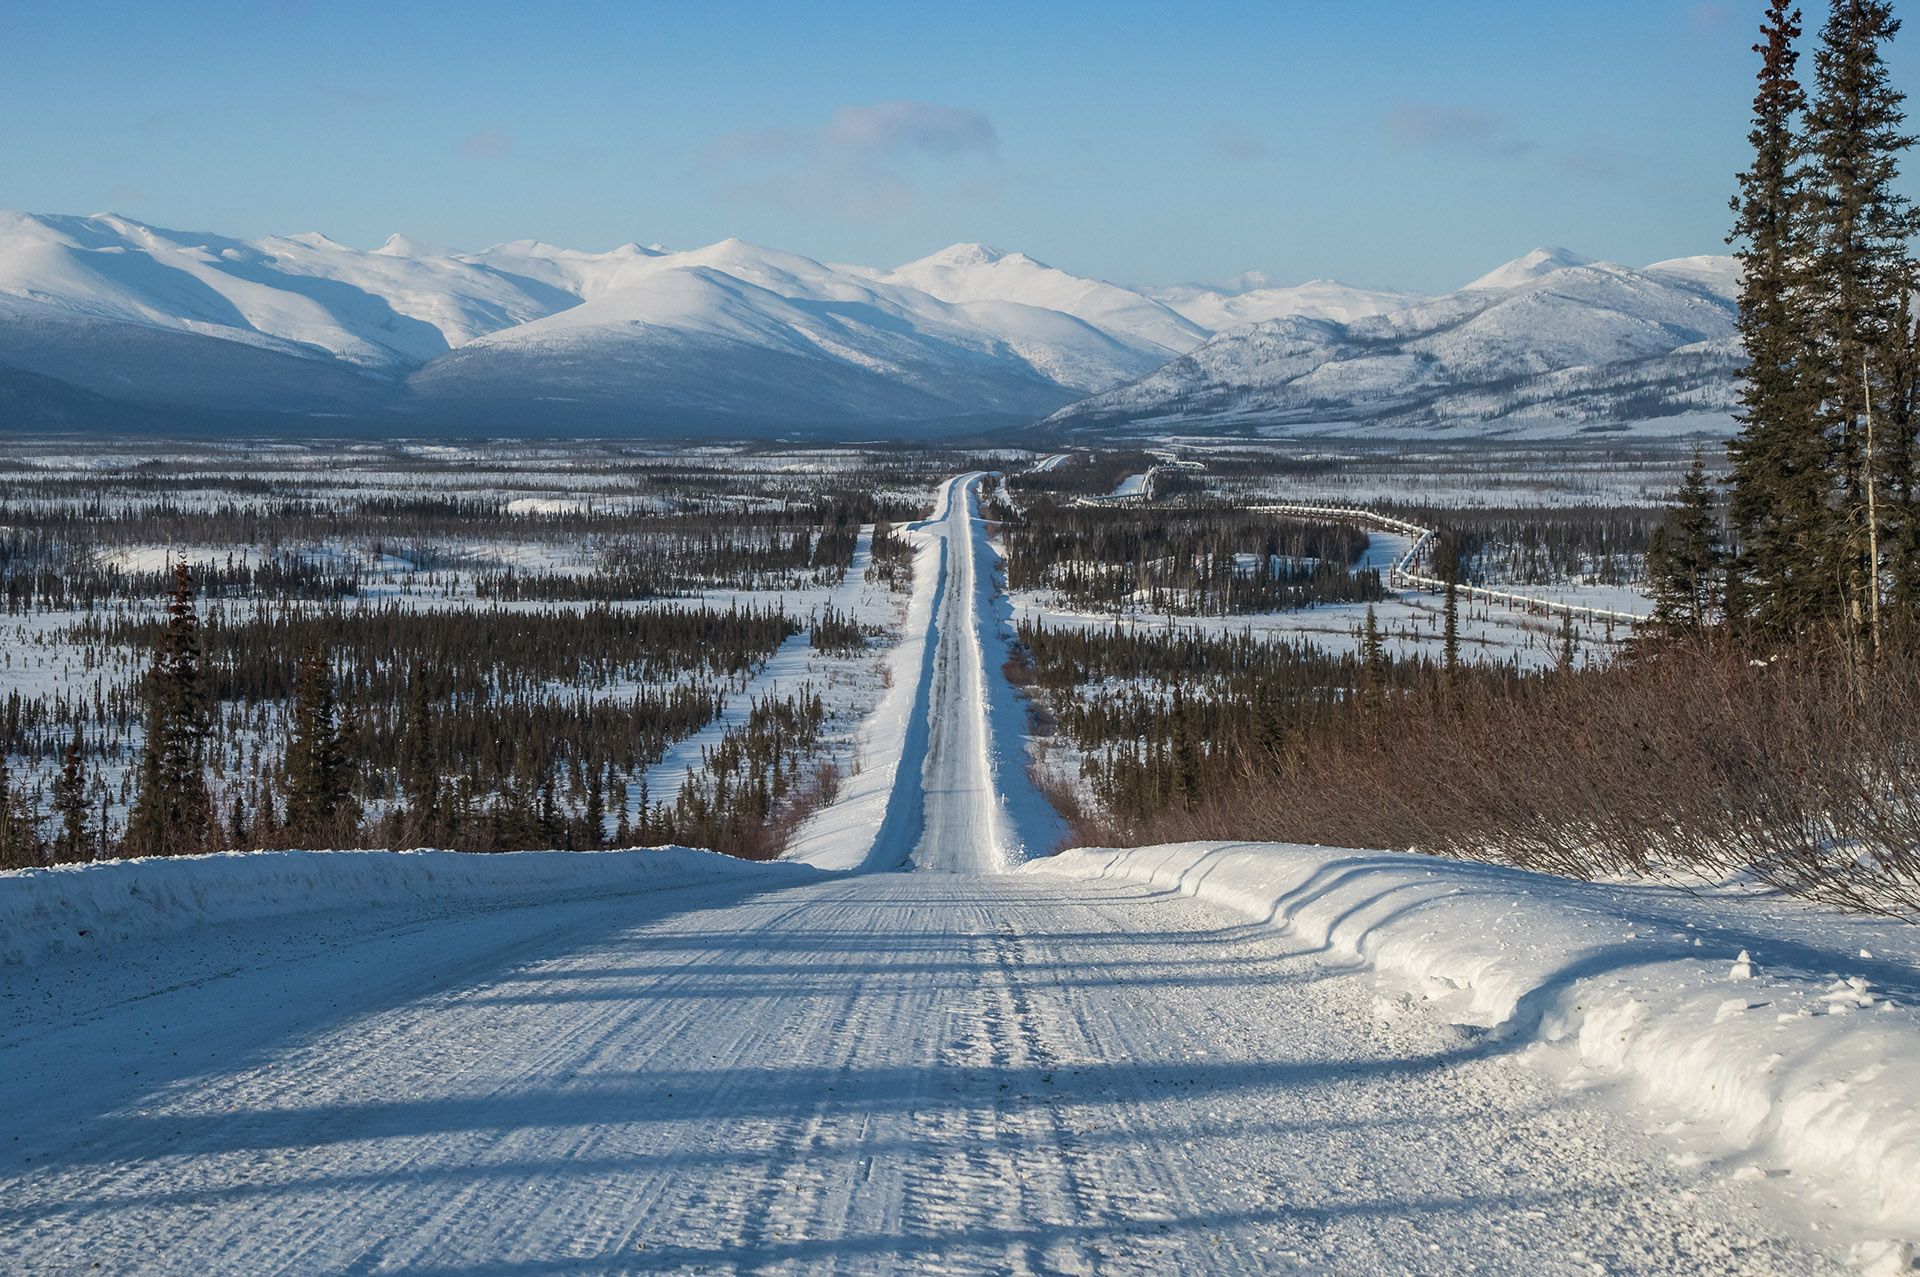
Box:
(1004, 505), (1381, 615)
(0, 444), (953, 868)
(0, 578), (802, 866)
(0, 493), (901, 611)
(656, 688), (831, 859)
(1018, 615), (1433, 830)
(1007, 451), (1164, 501)
(475, 523), (860, 601)
(1403, 507), (1659, 587)
(865, 520), (916, 593)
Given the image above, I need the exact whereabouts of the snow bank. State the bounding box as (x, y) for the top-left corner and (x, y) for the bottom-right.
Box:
(1, 846), (815, 968)
(1025, 842), (1920, 1234)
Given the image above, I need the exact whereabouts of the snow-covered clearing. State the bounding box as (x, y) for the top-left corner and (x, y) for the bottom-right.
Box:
(639, 529), (886, 811)
(1, 469), (1914, 1274)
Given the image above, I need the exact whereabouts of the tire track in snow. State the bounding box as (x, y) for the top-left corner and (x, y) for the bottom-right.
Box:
(0, 874), (1850, 1274)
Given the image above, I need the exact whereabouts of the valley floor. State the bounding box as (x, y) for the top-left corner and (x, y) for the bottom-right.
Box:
(0, 474), (1910, 1275)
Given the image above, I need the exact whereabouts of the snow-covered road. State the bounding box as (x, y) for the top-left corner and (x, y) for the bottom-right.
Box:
(0, 472), (1897, 1274)
(0, 872), (1848, 1275)
(913, 474), (1062, 873)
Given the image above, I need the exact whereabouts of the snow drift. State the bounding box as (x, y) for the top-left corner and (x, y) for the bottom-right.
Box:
(0, 846), (817, 968)
(1025, 842), (1920, 1234)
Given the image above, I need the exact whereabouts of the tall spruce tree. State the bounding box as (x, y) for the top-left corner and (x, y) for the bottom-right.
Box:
(1647, 451), (1729, 639)
(398, 657), (439, 839)
(1801, 0), (1919, 651)
(52, 727), (90, 864)
(1360, 605), (1390, 714)
(1726, 0), (1830, 639)
(284, 645), (352, 842)
(1884, 291), (1920, 622)
(0, 755), (46, 871)
(126, 563), (214, 857)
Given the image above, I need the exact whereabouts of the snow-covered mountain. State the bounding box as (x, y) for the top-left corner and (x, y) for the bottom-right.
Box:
(0, 212), (1743, 439)
(1146, 274), (1424, 331)
(0, 213), (1210, 434)
(872, 243), (1208, 358)
(1044, 249), (1746, 440)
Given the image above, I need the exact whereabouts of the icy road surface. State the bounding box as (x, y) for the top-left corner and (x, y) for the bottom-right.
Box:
(0, 874), (1844, 1275)
(913, 474), (1064, 873)
(0, 474), (1859, 1274)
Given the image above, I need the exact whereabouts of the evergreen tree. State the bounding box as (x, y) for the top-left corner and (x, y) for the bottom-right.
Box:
(584, 765), (605, 848)
(284, 645), (352, 842)
(1360, 605), (1389, 712)
(52, 727), (90, 863)
(0, 755), (46, 870)
(126, 563), (214, 857)
(1884, 292), (1920, 622)
(1169, 685), (1200, 810)
(1646, 451), (1729, 639)
(1801, 0), (1919, 651)
(398, 658), (439, 837)
(1727, 0), (1829, 639)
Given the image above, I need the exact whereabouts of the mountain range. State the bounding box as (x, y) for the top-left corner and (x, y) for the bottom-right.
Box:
(0, 211), (1741, 439)
(1048, 248), (1743, 440)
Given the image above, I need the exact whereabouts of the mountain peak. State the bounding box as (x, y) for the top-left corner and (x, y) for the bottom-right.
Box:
(909, 242), (1031, 271)
(373, 233), (450, 259)
(1464, 246), (1593, 292)
(287, 230), (353, 252)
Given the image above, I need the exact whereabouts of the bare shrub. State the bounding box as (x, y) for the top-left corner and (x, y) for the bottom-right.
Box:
(1128, 640), (1920, 916)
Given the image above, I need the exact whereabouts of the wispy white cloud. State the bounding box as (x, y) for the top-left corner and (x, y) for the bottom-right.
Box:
(1688, 3), (1735, 36)
(1385, 103), (1530, 155)
(699, 101), (999, 220)
(1209, 127), (1269, 163)
(461, 130), (515, 160)
(819, 101), (997, 159)
(1386, 101), (1631, 185)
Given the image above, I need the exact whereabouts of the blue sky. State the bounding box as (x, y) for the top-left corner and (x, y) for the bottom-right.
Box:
(6, 1), (1912, 292)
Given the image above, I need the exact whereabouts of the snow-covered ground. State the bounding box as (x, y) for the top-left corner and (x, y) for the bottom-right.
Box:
(1, 468), (1914, 1274)
(1030, 845), (1920, 1245)
(639, 529), (886, 812)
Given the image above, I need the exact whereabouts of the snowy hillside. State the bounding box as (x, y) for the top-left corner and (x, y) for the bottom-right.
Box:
(1146, 273), (1424, 330)
(875, 242), (1208, 358)
(1047, 249), (1747, 439)
(0, 213), (1208, 434)
(0, 212), (1742, 438)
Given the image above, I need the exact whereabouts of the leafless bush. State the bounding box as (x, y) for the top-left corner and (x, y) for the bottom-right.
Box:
(1130, 640), (1920, 917)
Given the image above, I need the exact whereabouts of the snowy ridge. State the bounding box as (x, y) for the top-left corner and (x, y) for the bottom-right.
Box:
(1147, 275), (1423, 330)
(0, 213), (1209, 432)
(1049, 248), (1747, 439)
(0, 846), (817, 967)
(1026, 842), (1920, 1234)
(0, 210), (1742, 439)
